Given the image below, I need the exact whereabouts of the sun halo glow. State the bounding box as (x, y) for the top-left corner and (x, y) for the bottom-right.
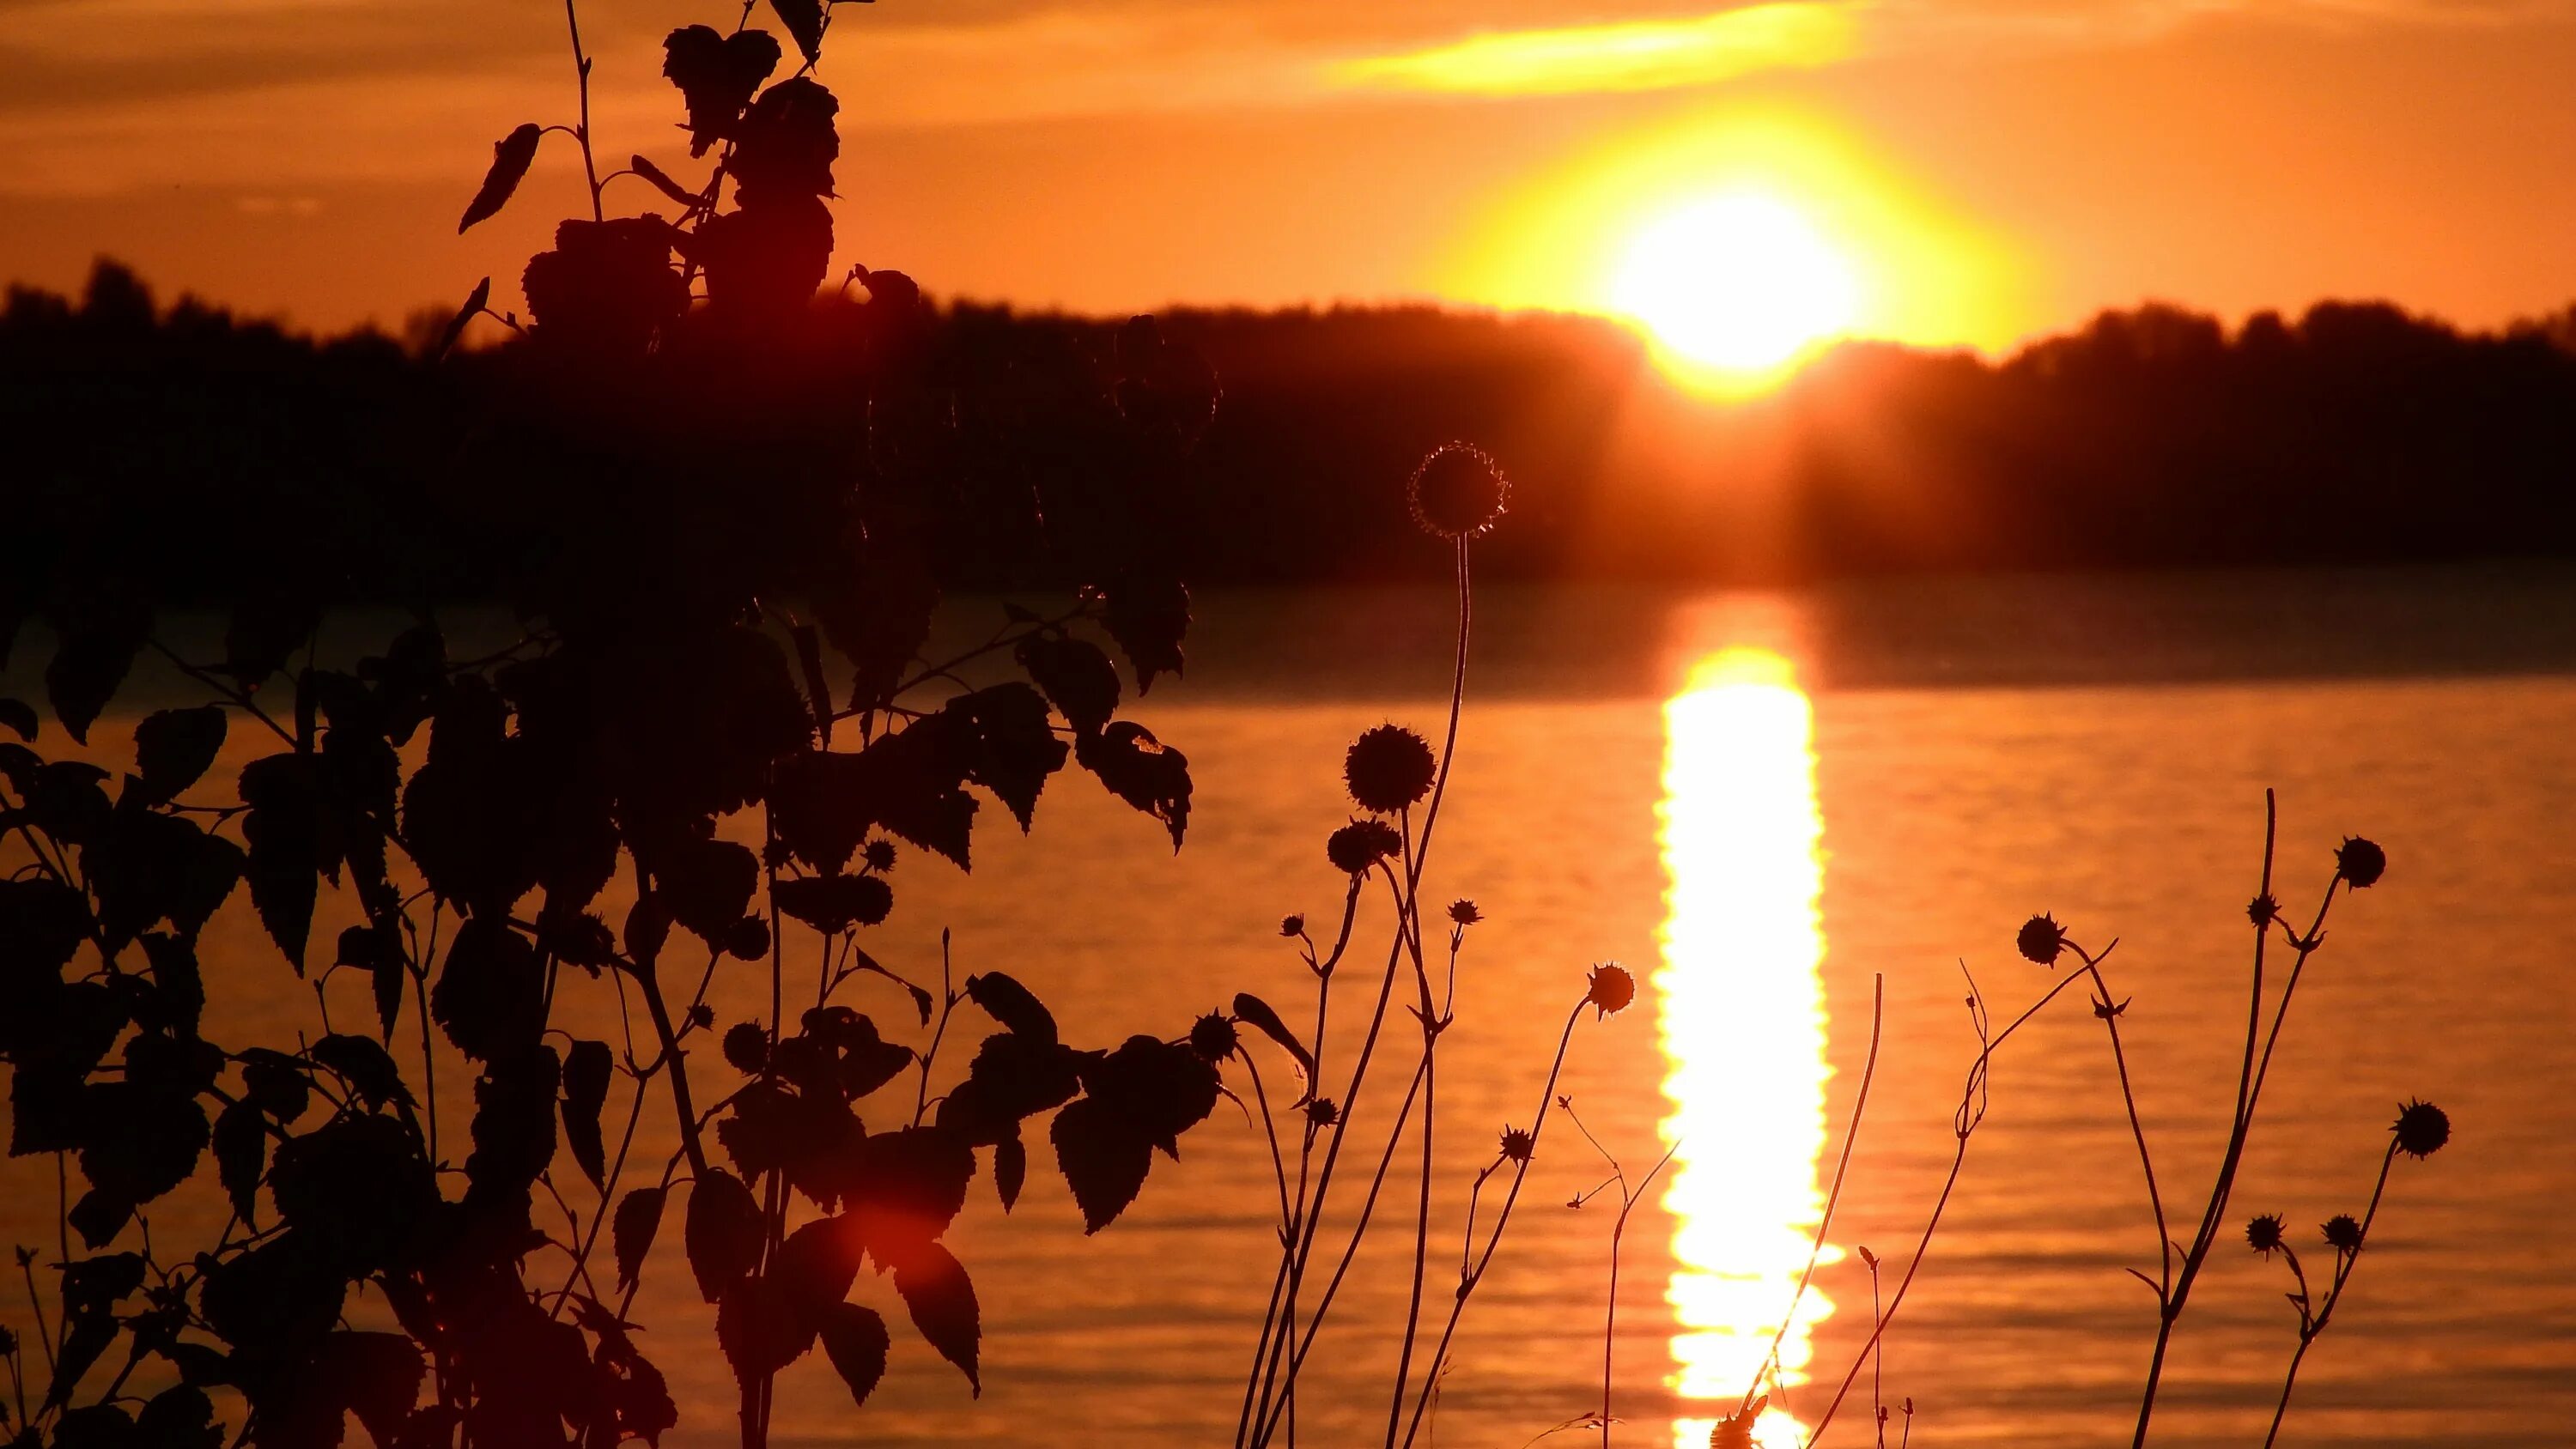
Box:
(1612, 192), (1860, 379)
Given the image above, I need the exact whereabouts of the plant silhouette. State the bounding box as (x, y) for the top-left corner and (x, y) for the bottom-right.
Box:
(0, 3), (1230, 1445)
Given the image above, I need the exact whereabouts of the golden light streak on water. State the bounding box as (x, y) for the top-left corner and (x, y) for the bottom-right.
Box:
(1656, 646), (1833, 1449)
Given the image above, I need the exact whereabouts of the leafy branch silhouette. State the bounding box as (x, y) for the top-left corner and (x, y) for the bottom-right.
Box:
(0, 3), (1230, 1446)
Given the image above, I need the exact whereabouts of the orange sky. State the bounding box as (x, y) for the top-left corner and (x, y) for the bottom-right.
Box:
(3, 0), (2572, 349)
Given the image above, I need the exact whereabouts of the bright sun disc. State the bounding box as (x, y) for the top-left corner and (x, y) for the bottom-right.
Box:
(1611, 193), (1858, 378)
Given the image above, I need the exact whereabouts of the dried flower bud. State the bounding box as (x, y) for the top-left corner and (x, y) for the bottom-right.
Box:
(1856, 1246), (1879, 1269)
(686, 1003), (715, 1030)
(1345, 724), (1437, 815)
(2245, 1213), (2287, 1256)
(2016, 913), (2068, 966)
(863, 839), (897, 874)
(1449, 900), (1481, 926)
(1585, 963), (1635, 1017)
(2336, 836), (2386, 888)
(1304, 1097), (1340, 1128)
(1190, 1012), (1241, 1063)
(2392, 1099), (2449, 1158)
(2247, 893), (2279, 927)
(1499, 1125), (1534, 1163)
(1326, 819), (1401, 876)
(2322, 1214), (2364, 1252)
(1280, 913), (1306, 937)
(1406, 442), (1510, 540)
(721, 1022), (769, 1074)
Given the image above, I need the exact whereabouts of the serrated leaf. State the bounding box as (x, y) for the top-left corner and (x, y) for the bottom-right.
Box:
(562, 1038), (613, 1187)
(993, 1131), (1026, 1213)
(685, 1168), (764, 1304)
(717, 1274), (814, 1386)
(890, 1241), (980, 1395)
(817, 1301), (890, 1409)
(1076, 720), (1191, 851)
(238, 754), (327, 971)
(1016, 635), (1119, 737)
(964, 971), (1056, 1046)
(45, 601), (150, 746)
(613, 1186), (665, 1294)
(211, 1100), (266, 1223)
(132, 706), (227, 802)
(769, 0), (824, 63)
(632, 155), (702, 209)
(458, 123), (541, 233)
(1050, 1096), (1151, 1234)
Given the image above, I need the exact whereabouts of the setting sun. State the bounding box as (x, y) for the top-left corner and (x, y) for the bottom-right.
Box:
(1612, 192), (1859, 380)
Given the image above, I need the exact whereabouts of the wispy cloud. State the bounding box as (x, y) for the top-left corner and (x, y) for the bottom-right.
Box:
(1330, 3), (1858, 98)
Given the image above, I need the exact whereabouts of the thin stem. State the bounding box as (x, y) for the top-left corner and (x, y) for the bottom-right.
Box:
(1746, 975), (1885, 1408)
(563, 0), (605, 222)
(1398, 998), (1587, 1449)
(2262, 1144), (2402, 1449)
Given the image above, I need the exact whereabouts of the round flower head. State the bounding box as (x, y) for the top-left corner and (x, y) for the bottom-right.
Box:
(2245, 1213), (2287, 1257)
(1189, 1012), (1241, 1064)
(863, 839), (897, 874)
(2391, 1099), (2449, 1158)
(1279, 913), (1306, 938)
(2322, 1214), (2364, 1253)
(1304, 1097), (1340, 1128)
(1448, 899), (1481, 927)
(1344, 724), (1437, 814)
(1407, 443), (1510, 540)
(1586, 963), (1636, 1018)
(1326, 818), (1402, 876)
(2247, 893), (2279, 928)
(725, 915), (772, 962)
(2336, 836), (2386, 888)
(2016, 913), (2069, 966)
(1499, 1125), (1534, 1163)
(687, 1003), (716, 1030)
(721, 1022), (769, 1075)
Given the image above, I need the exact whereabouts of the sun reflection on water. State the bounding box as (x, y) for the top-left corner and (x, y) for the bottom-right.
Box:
(1657, 646), (1832, 1449)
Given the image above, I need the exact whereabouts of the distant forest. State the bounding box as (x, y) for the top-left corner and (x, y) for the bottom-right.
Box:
(9, 260), (2575, 597)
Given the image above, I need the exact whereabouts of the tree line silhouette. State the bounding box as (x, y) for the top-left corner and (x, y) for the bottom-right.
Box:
(9, 267), (2573, 612)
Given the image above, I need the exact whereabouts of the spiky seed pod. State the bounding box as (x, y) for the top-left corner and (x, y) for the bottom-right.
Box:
(2245, 1213), (2287, 1256)
(2336, 836), (2386, 888)
(1303, 1097), (1340, 1128)
(1326, 819), (1402, 876)
(2322, 1214), (2364, 1252)
(1344, 724), (1437, 815)
(1189, 1012), (1240, 1064)
(2017, 913), (2069, 966)
(1279, 913), (1306, 937)
(1448, 899), (1481, 926)
(1406, 443), (1510, 540)
(1586, 963), (1635, 1018)
(863, 839), (897, 874)
(2248, 893), (2280, 927)
(1499, 1126), (1534, 1163)
(2392, 1099), (2450, 1158)
(721, 1022), (768, 1075)
(687, 1003), (716, 1030)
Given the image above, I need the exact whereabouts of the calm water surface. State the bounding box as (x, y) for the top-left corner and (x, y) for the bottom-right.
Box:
(5, 571), (2573, 1447)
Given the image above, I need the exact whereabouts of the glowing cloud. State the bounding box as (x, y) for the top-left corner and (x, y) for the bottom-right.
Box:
(1332, 3), (1858, 98)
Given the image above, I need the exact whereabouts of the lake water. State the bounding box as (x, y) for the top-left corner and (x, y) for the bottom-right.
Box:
(5, 567), (2574, 1448)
